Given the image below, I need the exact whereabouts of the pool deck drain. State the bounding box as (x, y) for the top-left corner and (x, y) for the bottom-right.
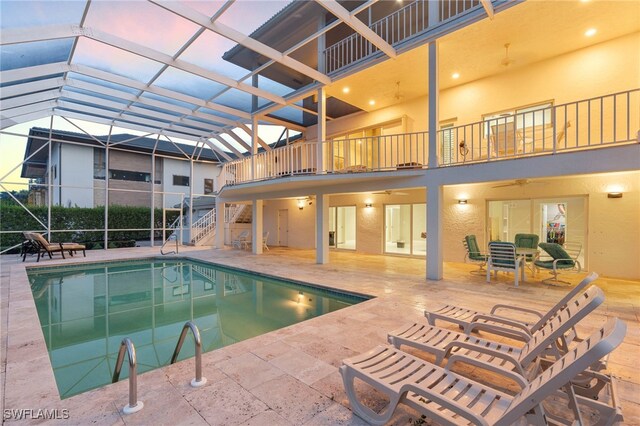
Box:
(2, 246), (639, 425)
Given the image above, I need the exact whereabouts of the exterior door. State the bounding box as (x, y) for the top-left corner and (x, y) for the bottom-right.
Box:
(277, 209), (288, 246)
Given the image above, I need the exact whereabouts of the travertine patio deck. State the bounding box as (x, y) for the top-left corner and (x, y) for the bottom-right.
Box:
(1, 246), (638, 425)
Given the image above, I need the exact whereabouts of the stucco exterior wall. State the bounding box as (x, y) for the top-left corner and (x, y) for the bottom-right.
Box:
(263, 199), (316, 249)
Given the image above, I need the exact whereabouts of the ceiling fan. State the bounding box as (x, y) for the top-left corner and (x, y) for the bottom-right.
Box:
(501, 43), (514, 67)
(373, 190), (410, 195)
(492, 179), (546, 188)
(394, 81), (404, 101)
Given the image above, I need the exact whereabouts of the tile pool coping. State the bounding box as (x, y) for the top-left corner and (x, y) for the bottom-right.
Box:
(25, 256), (374, 303)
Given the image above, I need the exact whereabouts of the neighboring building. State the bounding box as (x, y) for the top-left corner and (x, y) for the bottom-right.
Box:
(21, 128), (221, 210)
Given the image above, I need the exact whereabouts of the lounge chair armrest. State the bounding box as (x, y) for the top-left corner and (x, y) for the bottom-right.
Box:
(466, 315), (533, 336)
(489, 304), (543, 320)
(399, 383), (490, 426)
(444, 354), (528, 389)
(442, 341), (525, 376)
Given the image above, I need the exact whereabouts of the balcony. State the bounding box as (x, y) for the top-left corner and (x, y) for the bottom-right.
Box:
(324, 0), (485, 74)
(222, 89), (639, 187)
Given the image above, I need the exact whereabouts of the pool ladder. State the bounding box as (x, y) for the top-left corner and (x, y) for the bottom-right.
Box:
(112, 321), (206, 415)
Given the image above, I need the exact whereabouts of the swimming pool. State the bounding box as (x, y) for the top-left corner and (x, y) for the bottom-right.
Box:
(28, 258), (367, 399)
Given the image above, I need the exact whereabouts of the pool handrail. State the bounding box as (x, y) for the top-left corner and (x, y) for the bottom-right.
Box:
(171, 321), (207, 387)
(112, 337), (144, 414)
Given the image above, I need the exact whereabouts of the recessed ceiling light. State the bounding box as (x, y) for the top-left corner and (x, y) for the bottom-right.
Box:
(369, 100), (375, 106)
(585, 28), (597, 37)
(452, 72), (460, 79)
(342, 87), (350, 94)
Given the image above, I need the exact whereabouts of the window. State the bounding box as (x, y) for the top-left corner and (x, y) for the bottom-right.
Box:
(483, 101), (553, 136)
(93, 148), (105, 179)
(154, 157), (162, 184)
(109, 169), (151, 182)
(173, 175), (189, 186)
(204, 178), (214, 194)
(440, 122), (455, 165)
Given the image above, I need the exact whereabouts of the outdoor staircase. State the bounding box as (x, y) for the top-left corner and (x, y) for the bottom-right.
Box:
(230, 204), (252, 223)
(190, 209), (216, 246)
(189, 204), (252, 246)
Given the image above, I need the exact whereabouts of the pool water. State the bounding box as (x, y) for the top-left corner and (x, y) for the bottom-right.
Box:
(28, 258), (365, 399)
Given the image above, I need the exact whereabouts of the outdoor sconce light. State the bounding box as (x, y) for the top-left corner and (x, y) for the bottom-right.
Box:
(365, 203), (373, 208)
(607, 192), (623, 199)
(297, 199), (305, 210)
(458, 199), (468, 204)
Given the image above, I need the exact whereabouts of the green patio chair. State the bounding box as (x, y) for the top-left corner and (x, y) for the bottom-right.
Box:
(515, 233), (539, 252)
(463, 235), (488, 275)
(535, 242), (582, 285)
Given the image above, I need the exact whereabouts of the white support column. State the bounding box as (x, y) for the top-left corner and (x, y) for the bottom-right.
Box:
(214, 199), (225, 249)
(252, 199), (263, 255)
(316, 87), (326, 174)
(189, 157), (194, 244)
(315, 193), (329, 264)
(251, 115), (258, 180)
(428, 41), (439, 169)
(317, 15), (326, 74)
(426, 185), (443, 280)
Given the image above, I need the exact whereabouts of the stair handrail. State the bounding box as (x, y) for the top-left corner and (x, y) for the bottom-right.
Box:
(191, 208), (216, 244)
(170, 321), (207, 387)
(112, 338), (144, 414)
(161, 215), (181, 255)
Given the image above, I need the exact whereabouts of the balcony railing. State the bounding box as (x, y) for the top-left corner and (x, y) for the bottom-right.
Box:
(439, 89), (639, 166)
(221, 89), (639, 186)
(223, 132), (429, 186)
(324, 0), (482, 74)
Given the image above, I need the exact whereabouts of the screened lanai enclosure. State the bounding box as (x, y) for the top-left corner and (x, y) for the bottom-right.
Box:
(0, 0), (345, 251)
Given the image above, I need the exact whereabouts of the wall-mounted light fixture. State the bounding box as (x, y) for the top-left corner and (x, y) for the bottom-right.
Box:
(297, 199), (305, 210)
(365, 202), (373, 208)
(607, 192), (623, 199)
(458, 199), (468, 204)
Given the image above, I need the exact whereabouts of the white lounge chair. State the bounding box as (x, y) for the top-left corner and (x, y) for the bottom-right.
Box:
(389, 286), (609, 398)
(425, 272), (598, 342)
(341, 318), (625, 426)
(231, 230), (250, 249)
(487, 241), (525, 287)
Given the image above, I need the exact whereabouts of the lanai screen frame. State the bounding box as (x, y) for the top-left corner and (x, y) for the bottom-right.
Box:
(0, 116), (220, 253)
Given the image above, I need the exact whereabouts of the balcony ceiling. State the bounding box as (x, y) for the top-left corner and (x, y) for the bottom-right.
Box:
(326, 0), (640, 112)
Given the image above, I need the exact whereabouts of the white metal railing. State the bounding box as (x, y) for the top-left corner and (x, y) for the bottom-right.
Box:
(439, 89), (639, 166)
(221, 89), (638, 186)
(324, 0), (481, 73)
(190, 208), (216, 245)
(222, 132), (429, 185)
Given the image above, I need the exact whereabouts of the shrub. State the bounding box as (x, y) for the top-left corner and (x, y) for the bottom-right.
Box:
(0, 204), (179, 251)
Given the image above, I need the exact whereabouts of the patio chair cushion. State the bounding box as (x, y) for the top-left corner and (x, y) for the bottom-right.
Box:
(536, 242), (575, 267)
(464, 235), (487, 261)
(515, 233), (539, 249)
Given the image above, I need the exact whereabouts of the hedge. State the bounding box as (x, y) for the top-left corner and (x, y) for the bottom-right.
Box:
(0, 204), (179, 251)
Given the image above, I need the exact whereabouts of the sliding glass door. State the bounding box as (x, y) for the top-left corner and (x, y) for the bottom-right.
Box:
(487, 196), (587, 266)
(329, 206), (356, 250)
(384, 203), (426, 256)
